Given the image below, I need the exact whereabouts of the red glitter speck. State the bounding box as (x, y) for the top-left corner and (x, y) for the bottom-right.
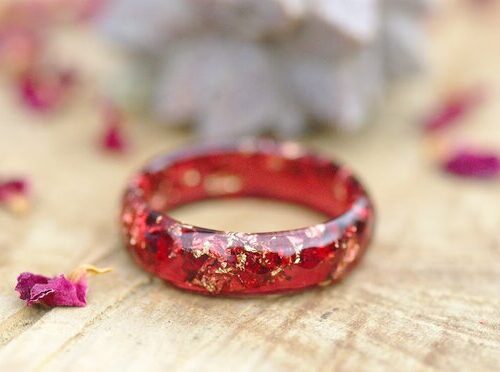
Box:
(299, 246), (334, 269)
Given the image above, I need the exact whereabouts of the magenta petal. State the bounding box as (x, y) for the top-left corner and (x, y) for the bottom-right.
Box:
(18, 69), (76, 113)
(423, 89), (484, 133)
(102, 125), (127, 152)
(15, 273), (87, 307)
(15, 272), (49, 301)
(443, 149), (500, 179)
(0, 178), (29, 202)
(100, 103), (128, 153)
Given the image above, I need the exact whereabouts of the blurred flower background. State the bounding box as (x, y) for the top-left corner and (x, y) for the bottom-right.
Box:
(98, 0), (430, 138)
(0, 0), (499, 216)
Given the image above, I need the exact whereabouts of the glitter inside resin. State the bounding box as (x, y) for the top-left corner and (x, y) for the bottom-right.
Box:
(121, 140), (375, 295)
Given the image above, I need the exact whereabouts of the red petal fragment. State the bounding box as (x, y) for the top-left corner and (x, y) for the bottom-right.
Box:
(15, 272), (87, 307)
(0, 178), (30, 213)
(102, 125), (127, 152)
(100, 103), (128, 153)
(0, 178), (29, 202)
(423, 89), (485, 133)
(18, 68), (76, 113)
(442, 149), (500, 179)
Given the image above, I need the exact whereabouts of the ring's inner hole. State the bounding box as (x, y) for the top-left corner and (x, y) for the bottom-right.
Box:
(143, 150), (362, 231)
(169, 197), (328, 233)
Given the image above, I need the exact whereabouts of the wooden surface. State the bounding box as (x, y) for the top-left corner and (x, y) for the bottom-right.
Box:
(1, 3), (500, 371)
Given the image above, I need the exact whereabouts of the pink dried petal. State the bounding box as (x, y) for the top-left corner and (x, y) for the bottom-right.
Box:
(0, 178), (29, 202)
(423, 89), (485, 133)
(18, 68), (77, 113)
(31, 275), (87, 307)
(15, 272), (87, 307)
(15, 266), (111, 308)
(102, 125), (127, 152)
(100, 103), (128, 153)
(0, 178), (30, 213)
(15, 272), (48, 301)
(442, 149), (500, 179)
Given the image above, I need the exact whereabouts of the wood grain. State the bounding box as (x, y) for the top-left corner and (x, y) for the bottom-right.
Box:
(1, 2), (499, 371)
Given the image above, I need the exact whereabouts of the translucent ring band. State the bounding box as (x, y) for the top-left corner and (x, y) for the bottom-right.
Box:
(121, 139), (375, 295)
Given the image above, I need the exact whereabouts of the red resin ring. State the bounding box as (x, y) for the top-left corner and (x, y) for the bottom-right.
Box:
(121, 140), (375, 295)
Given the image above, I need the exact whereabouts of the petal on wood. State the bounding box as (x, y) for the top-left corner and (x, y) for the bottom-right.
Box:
(15, 273), (87, 307)
(442, 149), (500, 179)
(15, 266), (112, 308)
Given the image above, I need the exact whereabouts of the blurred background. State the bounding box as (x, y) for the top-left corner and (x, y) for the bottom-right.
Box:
(1, 0), (499, 225)
(0, 0), (499, 370)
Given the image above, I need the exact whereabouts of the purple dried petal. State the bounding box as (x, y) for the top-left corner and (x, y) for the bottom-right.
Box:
(0, 178), (30, 214)
(423, 89), (484, 133)
(18, 68), (76, 113)
(0, 178), (29, 202)
(442, 149), (500, 179)
(30, 275), (87, 307)
(15, 272), (49, 301)
(15, 272), (87, 307)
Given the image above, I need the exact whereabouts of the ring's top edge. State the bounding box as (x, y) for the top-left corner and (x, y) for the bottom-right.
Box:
(127, 138), (374, 239)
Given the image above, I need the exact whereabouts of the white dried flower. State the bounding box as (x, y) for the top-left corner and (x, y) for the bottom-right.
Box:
(98, 0), (432, 138)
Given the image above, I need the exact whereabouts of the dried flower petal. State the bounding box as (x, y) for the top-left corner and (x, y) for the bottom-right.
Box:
(442, 149), (500, 179)
(15, 272), (87, 307)
(18, 68), (76, 113)
(102, 125), (127, 152)
(0, 178), (28, 200)
(0, 178), (30, 214)
(100, 103), (128, 153)
(423, 88), (485, 133)
(15, 265), (111, 308)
